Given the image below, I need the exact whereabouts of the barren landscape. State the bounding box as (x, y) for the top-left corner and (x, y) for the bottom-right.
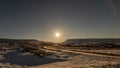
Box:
(0, 39), (120, 68)
(1, 0), (120, 68)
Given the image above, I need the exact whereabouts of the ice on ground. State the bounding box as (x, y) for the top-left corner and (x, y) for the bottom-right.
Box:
(1, 51), (65, 66)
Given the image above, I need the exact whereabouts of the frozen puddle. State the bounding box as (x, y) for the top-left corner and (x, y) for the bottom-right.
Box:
(2, 51), (65, 66)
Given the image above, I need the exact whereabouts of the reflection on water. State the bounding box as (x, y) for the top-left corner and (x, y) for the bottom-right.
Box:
(2, 51), (65, 66)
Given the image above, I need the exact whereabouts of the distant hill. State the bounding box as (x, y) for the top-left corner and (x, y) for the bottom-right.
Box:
(0, 38), (40, 43)
(62, 38), (120, 44)
(0, 38), (55, 49)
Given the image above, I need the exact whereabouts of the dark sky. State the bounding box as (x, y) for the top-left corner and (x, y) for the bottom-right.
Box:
(0, 0), (120, 42)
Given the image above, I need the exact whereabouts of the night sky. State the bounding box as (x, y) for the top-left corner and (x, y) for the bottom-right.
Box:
(0, 0), (120, 42)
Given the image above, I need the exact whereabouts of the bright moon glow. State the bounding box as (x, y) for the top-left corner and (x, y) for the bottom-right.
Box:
(55, 32), (60, 38)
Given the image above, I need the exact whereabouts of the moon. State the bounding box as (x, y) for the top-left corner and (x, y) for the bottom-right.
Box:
(55, 32), (60, 38)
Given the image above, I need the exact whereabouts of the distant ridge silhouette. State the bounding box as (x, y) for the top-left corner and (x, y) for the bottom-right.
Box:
(62, 38), (120, 44)
(0, 38), (40, 43)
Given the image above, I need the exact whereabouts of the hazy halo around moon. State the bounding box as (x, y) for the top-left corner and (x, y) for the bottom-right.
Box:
(55, 32), (60, 38)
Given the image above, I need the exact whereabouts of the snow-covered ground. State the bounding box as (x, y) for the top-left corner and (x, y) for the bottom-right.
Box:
(0, 49), (120, 68)
(30, 54), (120, 68)
(0, 55), (4, 61)
(79, 50), (120, 55)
